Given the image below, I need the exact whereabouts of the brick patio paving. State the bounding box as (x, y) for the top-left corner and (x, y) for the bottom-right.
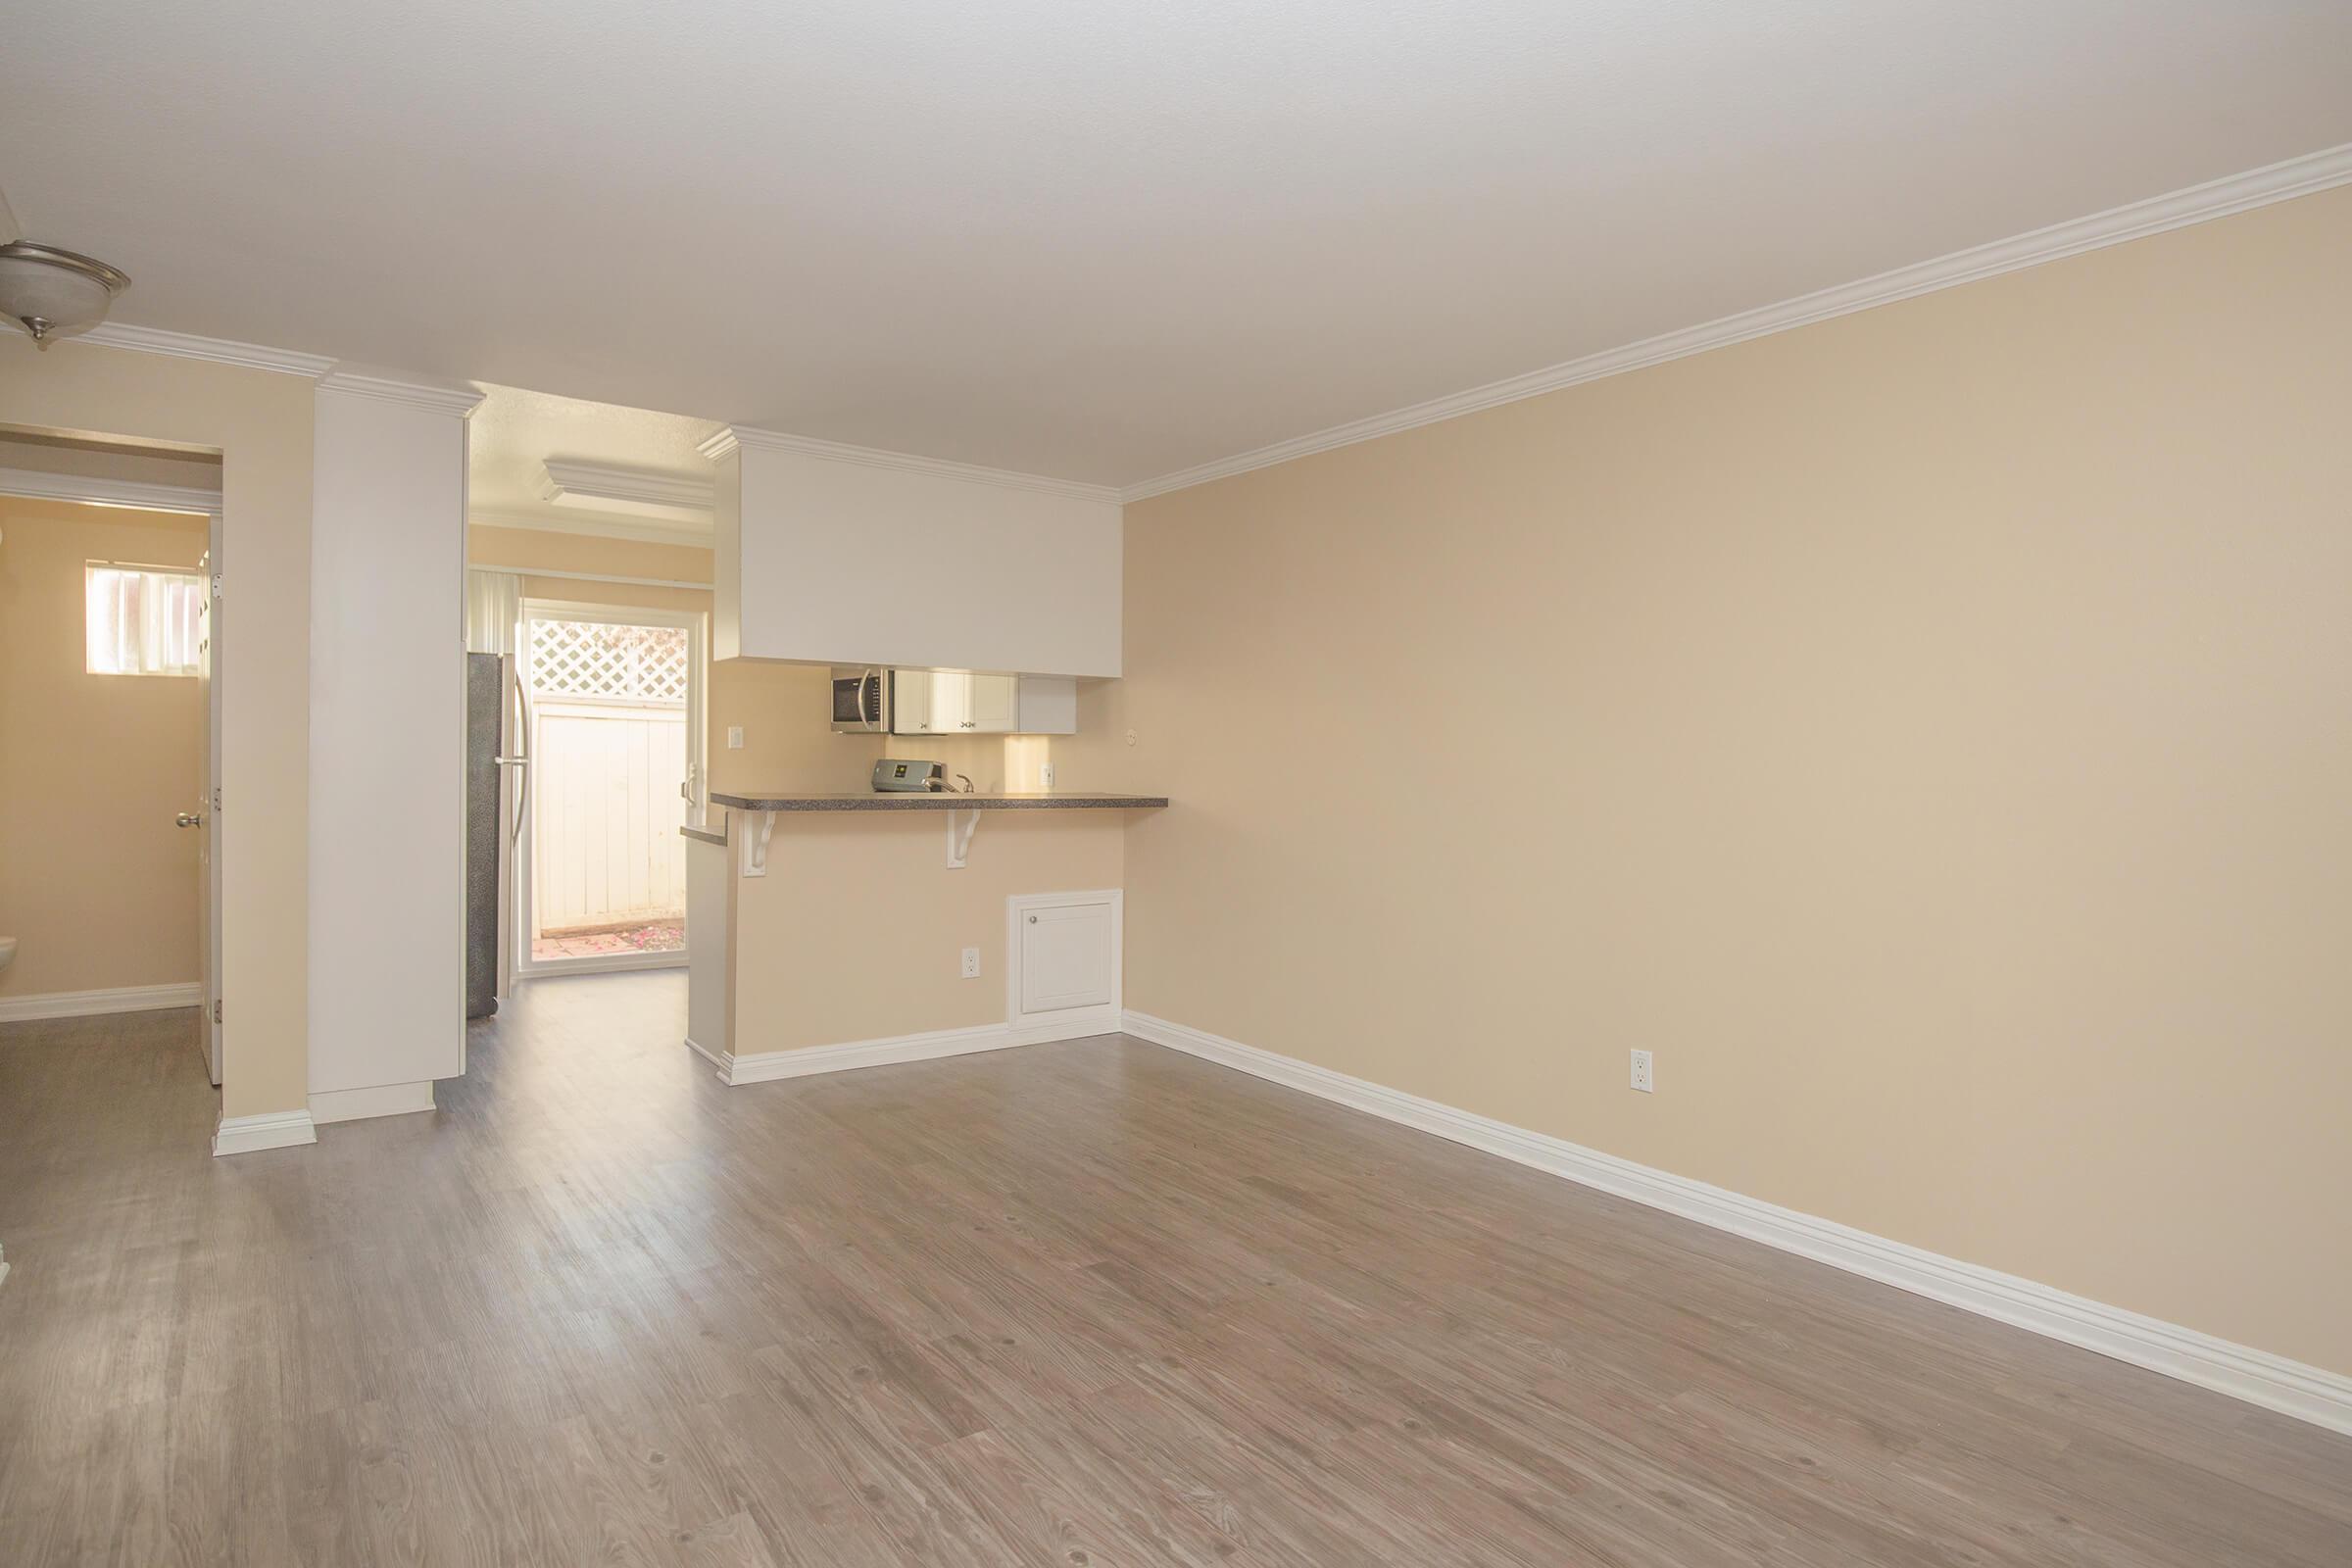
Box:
(530, 919), (685, 962)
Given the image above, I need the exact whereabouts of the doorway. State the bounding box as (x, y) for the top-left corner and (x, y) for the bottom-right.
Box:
(514, 600), (706, 976)
(0, 448), (223, 1092)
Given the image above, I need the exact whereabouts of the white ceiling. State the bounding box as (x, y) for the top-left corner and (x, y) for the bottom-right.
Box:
(8, 2), (2351, 487)
(466, 383), (719, 542)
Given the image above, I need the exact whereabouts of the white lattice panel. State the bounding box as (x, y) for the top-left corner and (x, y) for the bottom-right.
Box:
(528, 618), (688, 704)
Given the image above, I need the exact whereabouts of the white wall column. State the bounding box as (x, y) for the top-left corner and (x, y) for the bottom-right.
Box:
(309, 368), (483, 1121)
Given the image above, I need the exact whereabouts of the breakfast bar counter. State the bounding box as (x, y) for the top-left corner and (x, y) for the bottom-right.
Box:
(708, 790), (1169, 812)
(682, 786), (1160, 1087)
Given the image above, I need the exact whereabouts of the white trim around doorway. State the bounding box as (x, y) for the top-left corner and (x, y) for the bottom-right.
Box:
(512, 598), (707, 982)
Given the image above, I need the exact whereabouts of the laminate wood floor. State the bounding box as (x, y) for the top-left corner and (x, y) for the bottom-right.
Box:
(2, 975), (2346, 1566)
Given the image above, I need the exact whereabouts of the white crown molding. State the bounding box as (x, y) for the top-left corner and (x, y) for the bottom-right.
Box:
(468, 505), (714, 547)
(1121, 1009), (2352, 1437)
(1120, 141), (2352, 503)
(539, 459), (714, 523)
(0, 466), (220, 517)
(212, 1108), (317, 1157)
(75, 321), (335, 377)
(700, 424), (1121, 506)
(316, 367), (485, 417)
(0, 981), (202, 1022)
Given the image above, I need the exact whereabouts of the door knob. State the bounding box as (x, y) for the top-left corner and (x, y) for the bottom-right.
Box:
(175, 811), (206, 828)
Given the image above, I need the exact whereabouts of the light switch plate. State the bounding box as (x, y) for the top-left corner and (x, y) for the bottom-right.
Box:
(726, 726), (745, 749)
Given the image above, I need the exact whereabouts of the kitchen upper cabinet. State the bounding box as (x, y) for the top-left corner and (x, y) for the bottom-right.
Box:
(892, 669), (1018, 734)
(707, 426), (1122, 677)
(1014, 675), (1077, 735)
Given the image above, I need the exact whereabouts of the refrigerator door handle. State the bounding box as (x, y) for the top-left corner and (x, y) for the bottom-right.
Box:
(510, 662), (533, 849)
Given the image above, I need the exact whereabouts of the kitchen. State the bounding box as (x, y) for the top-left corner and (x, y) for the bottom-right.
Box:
(462, 406), (1166, 1092)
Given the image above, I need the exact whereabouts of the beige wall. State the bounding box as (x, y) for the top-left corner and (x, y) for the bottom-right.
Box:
(465, 524), (878, 795)
(730, 811), (1123, 1052)
(1068, 187), (2352, 1375)
(0, 497), (206, 998)
(2, 339), (315, 1120)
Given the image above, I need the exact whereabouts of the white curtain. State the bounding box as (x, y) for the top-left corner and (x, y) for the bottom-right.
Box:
(465, 568), (522, 657)
(85, 565), (206, 675)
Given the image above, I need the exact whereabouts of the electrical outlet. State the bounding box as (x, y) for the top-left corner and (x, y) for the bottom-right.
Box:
(1039, 760), (1055, 790)
(725, 726), (744, 750)
(1630, 1050), (1654, 1094)
(960, 946), (981, 979)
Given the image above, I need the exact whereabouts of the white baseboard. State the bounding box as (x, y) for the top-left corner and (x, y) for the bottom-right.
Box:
(705, 1007), (1122, 1087)
(0, 981), (202, 1022)
(1121, 1009), (2352, 1439)
(311, 1081), (436, 1125)
(212, 1108), (318, 1156)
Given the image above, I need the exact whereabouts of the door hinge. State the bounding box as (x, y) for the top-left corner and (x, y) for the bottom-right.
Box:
(213, 1000), (223, 1025)
(212, 572), (223, 598)
(212, 787), (221, 812)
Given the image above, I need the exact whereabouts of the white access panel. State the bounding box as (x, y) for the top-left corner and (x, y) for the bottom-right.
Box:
(1007, 890), (1123, 1031)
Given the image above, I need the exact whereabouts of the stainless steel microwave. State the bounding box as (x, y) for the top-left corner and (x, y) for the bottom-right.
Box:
(829, 667), (891, 733)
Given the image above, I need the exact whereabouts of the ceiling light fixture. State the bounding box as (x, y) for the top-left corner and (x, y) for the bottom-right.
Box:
(539, 459), (715, 525)
(0, 241), (132, 349)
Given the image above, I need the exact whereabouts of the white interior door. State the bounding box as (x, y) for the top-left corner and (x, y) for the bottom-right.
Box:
(196, 509), (223, 1085)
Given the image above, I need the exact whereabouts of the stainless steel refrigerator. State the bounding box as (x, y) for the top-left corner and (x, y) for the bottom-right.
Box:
(465, 653), (528, 1017)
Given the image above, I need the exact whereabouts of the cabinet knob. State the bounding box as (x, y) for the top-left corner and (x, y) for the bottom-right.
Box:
(1027, 914), (1038, 924)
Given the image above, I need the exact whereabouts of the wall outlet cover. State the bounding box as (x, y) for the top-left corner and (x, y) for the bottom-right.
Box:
(960, 946), (981, 978)
(1631, 1049), (1654, 1094)
(726, 726), (745, 749)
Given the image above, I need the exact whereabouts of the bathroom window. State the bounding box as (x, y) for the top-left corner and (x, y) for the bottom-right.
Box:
(85, 564), (204, 676)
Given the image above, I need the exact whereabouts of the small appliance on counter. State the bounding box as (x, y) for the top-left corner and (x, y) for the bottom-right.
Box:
(872, 759), (946, 792)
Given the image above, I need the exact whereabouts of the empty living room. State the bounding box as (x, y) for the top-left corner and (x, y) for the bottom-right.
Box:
(1, 4), (2348, 1564)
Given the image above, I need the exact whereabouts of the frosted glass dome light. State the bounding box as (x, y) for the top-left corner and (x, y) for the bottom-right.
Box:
(0, 241), (131, 349)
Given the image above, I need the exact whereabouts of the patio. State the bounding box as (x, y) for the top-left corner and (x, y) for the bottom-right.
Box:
(530, 919), (684, 962)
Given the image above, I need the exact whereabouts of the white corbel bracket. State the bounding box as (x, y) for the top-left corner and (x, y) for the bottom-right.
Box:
(741, 810), (777, 877)
(946, 807), (980, 868)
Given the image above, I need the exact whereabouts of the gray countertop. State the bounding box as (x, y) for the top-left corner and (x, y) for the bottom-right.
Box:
(708, 790), (1169, 813)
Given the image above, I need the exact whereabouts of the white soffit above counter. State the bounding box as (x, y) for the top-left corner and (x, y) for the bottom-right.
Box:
(698, 425), (1120, 507)
(709, 424), (1122, 677)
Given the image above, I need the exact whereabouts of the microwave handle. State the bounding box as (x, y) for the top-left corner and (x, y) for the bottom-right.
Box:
(857, 667), (874, 728)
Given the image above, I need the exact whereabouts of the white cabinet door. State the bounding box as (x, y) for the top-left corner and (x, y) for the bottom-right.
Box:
(1015, 675), (1077, 735)
(968, 673), (1019, 733)
(891, 669), (1020, 733)
(1009, 891), (1121, 1027)
(890, 668), (935, 733)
